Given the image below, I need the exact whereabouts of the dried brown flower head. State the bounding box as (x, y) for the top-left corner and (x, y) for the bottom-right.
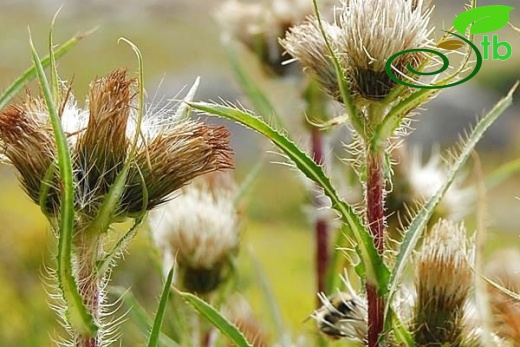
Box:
(0, 69), (233, 219)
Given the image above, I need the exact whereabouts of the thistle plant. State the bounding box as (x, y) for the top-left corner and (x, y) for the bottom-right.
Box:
(188, 0), (518, 346)
(0, 37), (232, 346)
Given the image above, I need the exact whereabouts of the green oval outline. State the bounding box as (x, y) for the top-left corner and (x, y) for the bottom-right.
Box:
(384, 31), (483, 89)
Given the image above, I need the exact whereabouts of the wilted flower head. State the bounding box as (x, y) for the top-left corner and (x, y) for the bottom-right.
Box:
(0, 69), (233, 219)
(386, 146), (471, 235)
(485, 249), (520, 344)
(216, 0), (329, 76)
(281, 0), (434, 101)
(149, 171), (239, 294)
(412, 219), (474, 346)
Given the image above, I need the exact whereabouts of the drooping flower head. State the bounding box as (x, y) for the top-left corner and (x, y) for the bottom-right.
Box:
(149, 171), (239, 294)
(281, 0), (434, 101)
(0, 69), (233, 220)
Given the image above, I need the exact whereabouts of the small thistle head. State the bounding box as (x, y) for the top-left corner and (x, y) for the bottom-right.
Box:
(412, 219), (473, 346)
(281, 0), (434, 101)
(216, 0), (318, 76)
(149, 172), (239, 294)
(0, 70), (233, 223)
(386, 147), (471, 236)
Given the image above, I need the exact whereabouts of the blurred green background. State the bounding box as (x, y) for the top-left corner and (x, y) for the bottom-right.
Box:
(0, 0), (519, 345)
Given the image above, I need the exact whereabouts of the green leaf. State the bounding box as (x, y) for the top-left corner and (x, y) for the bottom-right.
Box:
(148, 268), (175, 347)
(177, 290), (253, 347)
(453, 5), (514, 35)
(248, 249), (286, 343)
(189, 102), (389, 292)
(325, 226), (352, 294)
(0, 30), (90, 110)
(30, 32), (97, 336)
(485, 157), (520, 189)
(109, 286), (180, 346)
(386, 83), (518, 317)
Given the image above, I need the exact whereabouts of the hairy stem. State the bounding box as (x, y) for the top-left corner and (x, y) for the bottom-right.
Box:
(311, 126), (329, 300)
(366, 150), (385, 347)
(75, 233), (101, 347)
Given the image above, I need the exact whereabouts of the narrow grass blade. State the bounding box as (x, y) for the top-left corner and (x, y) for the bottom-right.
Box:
(234, 158), (264, 207)
(30, 33), (97, 336)
(49, 9), (61, 103)
(485, 157), (520, 189)
(248, 248), (286, 344)
(177, 290), (253, 347)
(225, 43), (283, 128)
(0, 30), (92, 110)
(148, 268), (175, 347)
(109, 286), (180, 346)
(386, 83), (518, 316)
(189, 102), (389, 292)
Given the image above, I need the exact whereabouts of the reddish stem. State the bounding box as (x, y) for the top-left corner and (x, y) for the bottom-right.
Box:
(366, 151), (385, 347)
(75, 239), (101, 347)
(311, 126), (329, 302)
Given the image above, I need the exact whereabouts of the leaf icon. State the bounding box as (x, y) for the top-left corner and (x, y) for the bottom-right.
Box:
(453, 5), (515, 35)
(437, 39), (465, 50)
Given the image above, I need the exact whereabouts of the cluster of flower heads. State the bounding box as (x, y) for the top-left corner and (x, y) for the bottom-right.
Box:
(216, 0), (335, 76)
(0, 69), (233, 222)
(149, 171), (239, 294)
(281, 0), (434, 101)
(312, 219), (520, 346)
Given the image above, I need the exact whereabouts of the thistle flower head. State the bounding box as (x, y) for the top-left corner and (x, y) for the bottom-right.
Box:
(223, 295), (270, 347)
(0, 69), (233, 220)
(412, 219), (473, 346)
(216, 0), (322, 76)
(281, 0), (434, 101)
(149, 171), (239, 294)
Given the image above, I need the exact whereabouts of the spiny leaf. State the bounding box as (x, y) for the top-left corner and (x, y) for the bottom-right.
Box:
(147, 268), (174, 347)
(386, 82), (518, 317)
(177, 290), (253, 347)
(189, 102), (390, 292)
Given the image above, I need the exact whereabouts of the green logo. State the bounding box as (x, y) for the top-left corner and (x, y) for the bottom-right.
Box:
(385, 5), (515, 89)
